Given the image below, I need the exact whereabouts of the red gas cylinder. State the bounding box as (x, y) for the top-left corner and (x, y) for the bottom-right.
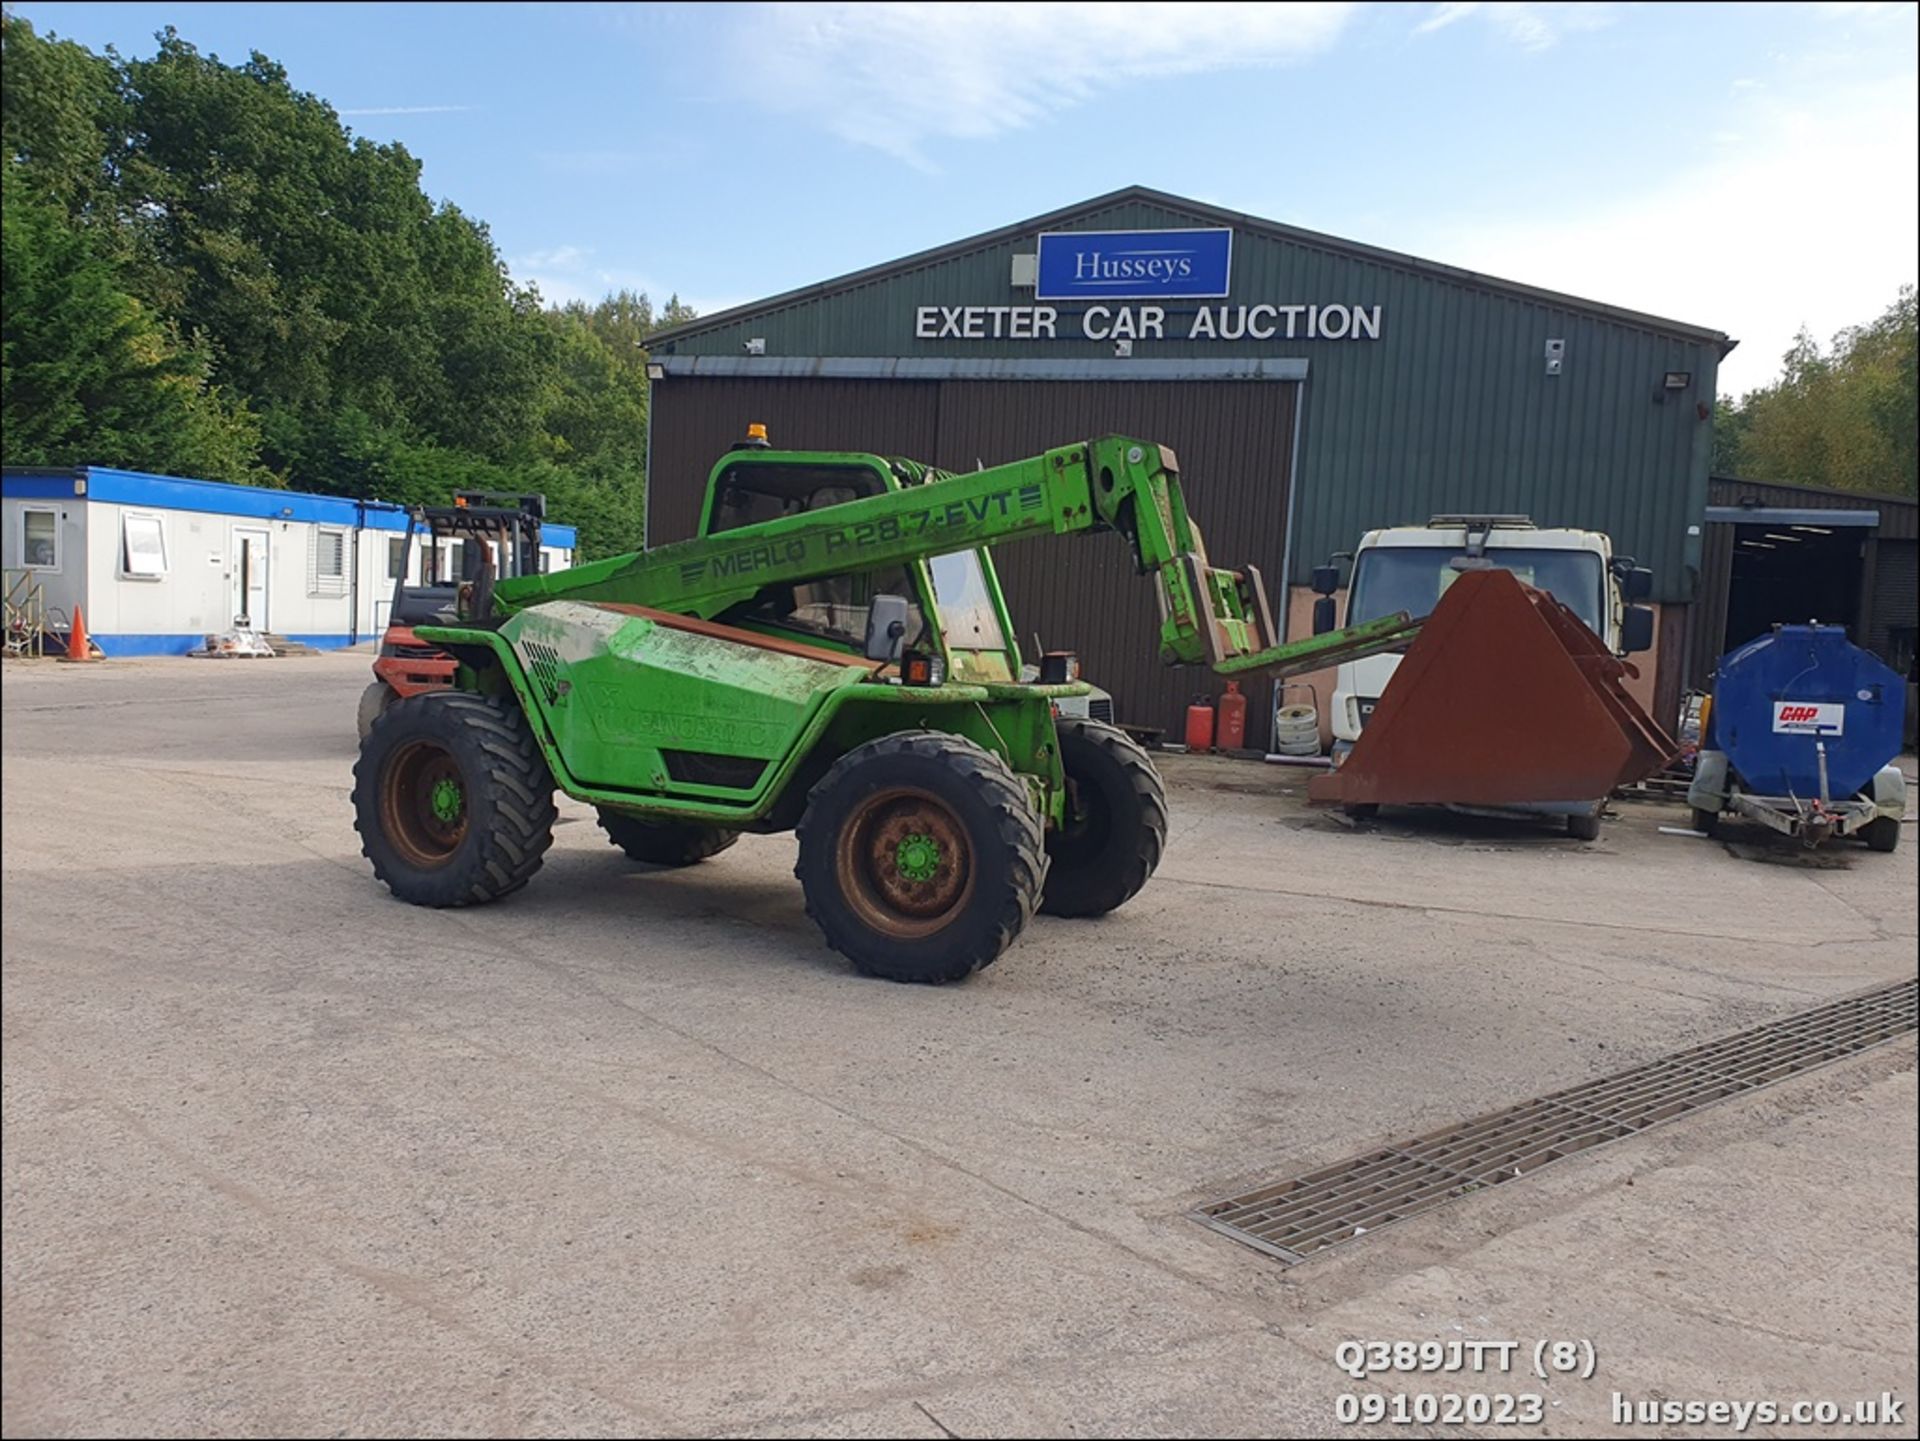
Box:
(1185, 695), (1216, 752)
(1216, 680), (1248, 751)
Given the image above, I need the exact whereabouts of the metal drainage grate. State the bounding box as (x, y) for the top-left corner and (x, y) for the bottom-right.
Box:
(1193, 978), (1917, 1265)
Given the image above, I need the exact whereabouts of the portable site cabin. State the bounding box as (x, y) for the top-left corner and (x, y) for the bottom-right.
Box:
(1, 467), (577, 656)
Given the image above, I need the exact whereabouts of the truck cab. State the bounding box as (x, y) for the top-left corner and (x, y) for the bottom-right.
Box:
(1317, 514), (1653, 766)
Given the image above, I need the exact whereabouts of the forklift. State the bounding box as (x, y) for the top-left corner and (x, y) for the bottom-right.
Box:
(356, 491), (547, 739)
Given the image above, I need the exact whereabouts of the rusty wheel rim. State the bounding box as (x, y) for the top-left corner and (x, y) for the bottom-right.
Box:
(380, 738), (469, 868)
(835, 786), (974, 940)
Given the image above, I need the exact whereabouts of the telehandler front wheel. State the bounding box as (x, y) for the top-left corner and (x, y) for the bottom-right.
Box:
(1041, 718), (1167, 917)
(597, 809), (738, 867)
(796, 732), (1046, 984)
(354, 692), (556, 907)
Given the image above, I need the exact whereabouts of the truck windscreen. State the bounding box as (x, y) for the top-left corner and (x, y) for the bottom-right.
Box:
(1348, 547), (1605, 634)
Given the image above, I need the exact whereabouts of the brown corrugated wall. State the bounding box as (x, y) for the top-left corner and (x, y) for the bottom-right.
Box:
(650, 377), (1298, 749)
(930, 381), (1296, 750)
(647, 379), (940, 545)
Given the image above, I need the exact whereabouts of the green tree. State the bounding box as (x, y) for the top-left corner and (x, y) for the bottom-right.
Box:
(1715, 288), (1918, 497)
(1, 14), (692, 555)
(1, 186), (263, 480)
(0, 13), (123, 222)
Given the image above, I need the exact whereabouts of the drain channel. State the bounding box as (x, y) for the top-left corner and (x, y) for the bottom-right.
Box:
(1192, 977), (1917, 1265)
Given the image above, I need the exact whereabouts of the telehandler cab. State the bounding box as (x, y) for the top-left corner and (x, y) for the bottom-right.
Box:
(353, 430), (1414, 983)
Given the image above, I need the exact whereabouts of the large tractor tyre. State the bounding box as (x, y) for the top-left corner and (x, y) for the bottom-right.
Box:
(354, 692), (557, 907)
(795, 731), (1046, 984)
(1862, 816), (1900, 853)
(1690, 807), (1721, 837)
(1041, 717), (1168, 918)
(356, 679), (395, 741)
(597, 809), (739, 867)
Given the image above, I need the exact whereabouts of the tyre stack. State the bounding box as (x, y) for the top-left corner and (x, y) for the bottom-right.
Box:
(1270, 698), (1321, 757)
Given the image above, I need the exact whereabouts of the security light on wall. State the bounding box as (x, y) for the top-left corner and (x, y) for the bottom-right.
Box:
(646, 363), (664, 381)
(1664, 371), (1692, 389)
(743, 337), (767, 356)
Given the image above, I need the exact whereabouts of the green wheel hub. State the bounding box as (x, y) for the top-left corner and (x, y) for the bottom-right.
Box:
(894, 831), (943, 882)
(430, 776), (464, 823)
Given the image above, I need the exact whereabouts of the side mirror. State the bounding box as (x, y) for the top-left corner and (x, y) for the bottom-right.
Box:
(1310, 564), (1340, 597)
(1313, 595), (1337, 636)
(1621, 604), (1654, 655)
(1624, 566), (1653, 601)
(864, 594), (911, 662)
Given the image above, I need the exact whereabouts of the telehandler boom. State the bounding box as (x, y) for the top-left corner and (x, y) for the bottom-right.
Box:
(353, 432), (1413, 983)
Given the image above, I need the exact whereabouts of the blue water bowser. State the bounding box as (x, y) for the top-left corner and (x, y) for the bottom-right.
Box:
(1688, 624), (1905, 850)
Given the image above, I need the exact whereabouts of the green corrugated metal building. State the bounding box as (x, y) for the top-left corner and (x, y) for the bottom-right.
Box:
(644, 186), (1732, 746)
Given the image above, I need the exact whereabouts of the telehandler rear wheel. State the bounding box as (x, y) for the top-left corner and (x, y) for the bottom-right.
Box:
(1041, 718), (1167, 917)
(596, 809), (739, 867)
(354, 692), (556, 906)
(796, 732), (1045, 984)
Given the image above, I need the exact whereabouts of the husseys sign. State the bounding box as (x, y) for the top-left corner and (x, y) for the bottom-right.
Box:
(1036, 228), (1233, 300)
(913, 227), (1383, 344)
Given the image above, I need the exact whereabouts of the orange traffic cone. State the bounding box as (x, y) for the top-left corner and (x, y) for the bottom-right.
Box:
(61, 606), (100, 663)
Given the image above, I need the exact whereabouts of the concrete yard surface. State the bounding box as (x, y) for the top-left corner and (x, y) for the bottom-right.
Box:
(2, 652), (1915, 1438)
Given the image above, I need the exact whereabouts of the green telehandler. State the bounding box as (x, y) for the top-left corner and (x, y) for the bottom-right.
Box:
(352, 429), (1415, 983)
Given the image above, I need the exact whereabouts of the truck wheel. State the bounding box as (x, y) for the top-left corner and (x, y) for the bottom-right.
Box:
(356, 679), (395, 741)
(1690, 807), (1720, 837)
(597, 809), (738, 866)
(354, 692), (556, 906)
(1041, 718), (1167, 917)
(1862, 816), (1900, 853)
(795, 731), (1045, 984)
(1567, 811), (1603, 841)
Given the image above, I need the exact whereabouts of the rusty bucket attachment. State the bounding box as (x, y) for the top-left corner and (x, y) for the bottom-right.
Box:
(1309, 569), (1678, 809)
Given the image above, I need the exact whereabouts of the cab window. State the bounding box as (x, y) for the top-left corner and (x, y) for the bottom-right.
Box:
(708, 462), (889, 534)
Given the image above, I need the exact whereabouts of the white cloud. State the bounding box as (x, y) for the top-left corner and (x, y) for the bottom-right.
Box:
(723, 2), (1357, 167)
(507, 244), (739, 316)
(1423, 75), (1919, 396)
(1412, 2), (1618, 50)
(517, 245), (592, 271)
(338, 104), (474, 117)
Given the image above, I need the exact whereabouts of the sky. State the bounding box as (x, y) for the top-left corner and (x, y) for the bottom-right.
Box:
(16, 1), (1918, 395)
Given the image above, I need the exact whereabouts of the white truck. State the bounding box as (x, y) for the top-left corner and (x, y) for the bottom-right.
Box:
(1311, 515), (1654, 838)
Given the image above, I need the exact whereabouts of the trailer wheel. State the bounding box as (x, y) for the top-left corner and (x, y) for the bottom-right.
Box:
(1862, 816), (1900, 853)
(796, 732), (1045, 984)
(1566, 811), (1602, 841)
(356, 679), (395, 741)
(596, 809), (738, 867)
(1690, 807), (1720, 837)
(1041, 718), (1167, 917)
(354, 692), (556, 906)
